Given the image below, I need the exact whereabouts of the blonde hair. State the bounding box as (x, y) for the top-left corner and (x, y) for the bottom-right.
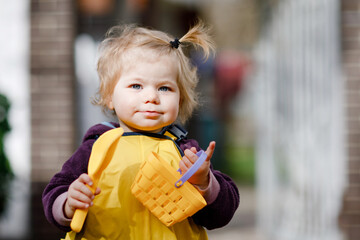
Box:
(94, 20), (215, 123)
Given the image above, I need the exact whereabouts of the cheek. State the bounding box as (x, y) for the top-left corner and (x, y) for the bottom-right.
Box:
(113, 94), (130, 111)
(114, 93), (141, 117)
(110, 92), (123, 112)
(171, 96), (181, 116)
(176, 97), (181, 112)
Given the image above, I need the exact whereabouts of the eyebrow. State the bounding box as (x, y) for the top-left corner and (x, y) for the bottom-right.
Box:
(156, 78), (178, 85)
(124, 76), (177, 87)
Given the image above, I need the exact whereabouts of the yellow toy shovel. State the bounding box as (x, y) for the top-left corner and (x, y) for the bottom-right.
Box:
(70, 127), (124, 232)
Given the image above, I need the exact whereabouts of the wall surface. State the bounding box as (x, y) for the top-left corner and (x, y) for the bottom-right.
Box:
(30, 0), (76, 238)
(340, 0), (360, 239)
(31, 0), (76, 182)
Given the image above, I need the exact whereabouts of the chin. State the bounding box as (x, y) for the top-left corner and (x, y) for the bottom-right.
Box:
(127, 120), (174, 133)
(141, 127), (163, 133)
(129, 125), (163, 133)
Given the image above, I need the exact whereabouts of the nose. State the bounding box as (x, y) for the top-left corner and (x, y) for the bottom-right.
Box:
(143, 88), (160, 104)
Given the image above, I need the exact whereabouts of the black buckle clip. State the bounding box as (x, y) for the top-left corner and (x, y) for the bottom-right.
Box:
(165, 124), (188, 142)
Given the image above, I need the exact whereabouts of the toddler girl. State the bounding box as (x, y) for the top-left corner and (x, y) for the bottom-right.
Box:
(43, 20), (239, 239)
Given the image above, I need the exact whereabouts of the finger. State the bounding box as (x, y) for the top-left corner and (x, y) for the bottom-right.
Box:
(184, 149), (198, 164)
(205, 141), (216, 161)
(67, 196), (92, 212)
(67, 197), (92, 210)
(78, 173), (94, 186)
(69, 186), (94, 202)
(190, 147), (197, 154)
(94, 187), (101, 196)
(179, 160), (188, 174)
(181, 154), (193, 169)
(72, 180), (94, 198)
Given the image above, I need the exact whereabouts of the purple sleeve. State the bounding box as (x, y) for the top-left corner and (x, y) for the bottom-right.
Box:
(42, 123), (115, 232)
(178, 138), (240, 230)
(42, 138), (94, 232)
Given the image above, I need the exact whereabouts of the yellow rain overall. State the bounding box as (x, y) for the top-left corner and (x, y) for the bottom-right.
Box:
(64, 125), (208, 240)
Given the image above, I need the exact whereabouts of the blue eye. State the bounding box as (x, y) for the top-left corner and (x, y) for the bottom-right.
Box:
(131, 84), (141, 89)
(159, 86), (170, 92)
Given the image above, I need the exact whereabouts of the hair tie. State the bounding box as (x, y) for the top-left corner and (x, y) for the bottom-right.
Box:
(170, 38), (181, 49)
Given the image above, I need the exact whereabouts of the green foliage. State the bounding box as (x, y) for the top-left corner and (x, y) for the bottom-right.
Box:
(0, 93), (13, 215)
(225, 144), (255, 185)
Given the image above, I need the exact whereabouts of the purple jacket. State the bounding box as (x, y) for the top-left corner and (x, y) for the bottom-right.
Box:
(42, 123), (239, 232)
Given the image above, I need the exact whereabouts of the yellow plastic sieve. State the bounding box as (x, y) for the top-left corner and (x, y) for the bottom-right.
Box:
(131, 150), (207, 227)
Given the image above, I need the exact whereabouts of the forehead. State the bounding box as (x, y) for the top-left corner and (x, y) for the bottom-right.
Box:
(122, 47), (176, 68)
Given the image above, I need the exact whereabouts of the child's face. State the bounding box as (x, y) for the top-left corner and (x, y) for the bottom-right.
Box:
(108, 51), (180, 133)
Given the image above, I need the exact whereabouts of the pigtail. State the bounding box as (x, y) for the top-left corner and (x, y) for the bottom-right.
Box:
(167, 20), (215, 123)
(179, 20), (215, 60)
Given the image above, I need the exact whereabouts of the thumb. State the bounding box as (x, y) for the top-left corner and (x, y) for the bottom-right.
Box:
(205, 141), (216, 162)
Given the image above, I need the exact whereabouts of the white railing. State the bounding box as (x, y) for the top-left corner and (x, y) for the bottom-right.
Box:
(250, 1), (346, 239)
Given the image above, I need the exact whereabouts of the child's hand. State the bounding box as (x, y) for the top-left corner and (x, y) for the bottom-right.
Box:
(64, 173), (101, 219)
(179, 141), (216, 189)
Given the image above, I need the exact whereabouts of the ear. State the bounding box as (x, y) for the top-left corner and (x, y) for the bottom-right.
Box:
(107, 97), (114, 110)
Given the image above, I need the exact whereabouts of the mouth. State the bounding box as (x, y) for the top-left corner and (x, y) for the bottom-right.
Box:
(139, 111), (161, 117)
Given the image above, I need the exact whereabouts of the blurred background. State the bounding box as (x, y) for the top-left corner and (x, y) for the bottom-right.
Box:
(0, 0), (359, 239)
